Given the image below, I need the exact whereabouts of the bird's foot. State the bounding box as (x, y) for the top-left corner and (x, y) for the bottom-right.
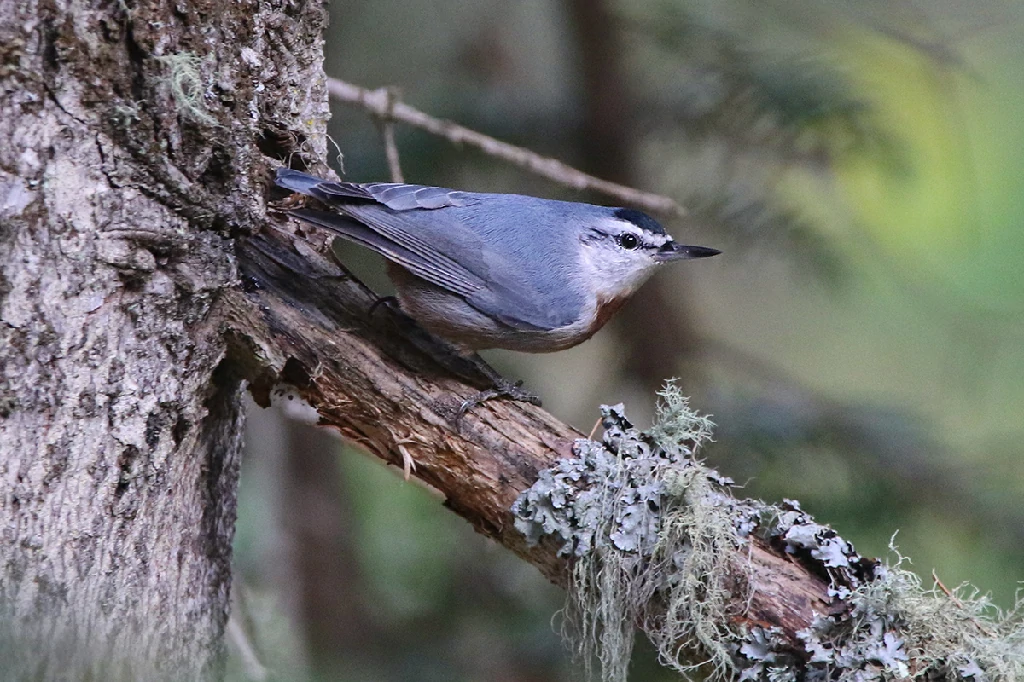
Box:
(367, 295), (400, 318)
(457, 379), (542, 421)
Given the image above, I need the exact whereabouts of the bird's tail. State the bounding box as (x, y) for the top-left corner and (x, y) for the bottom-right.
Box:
(274, 168), (376, 203)
(274, 168), (328, 195)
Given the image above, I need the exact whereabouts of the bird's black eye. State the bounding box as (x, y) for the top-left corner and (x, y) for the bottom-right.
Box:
(618, 233), (640, 250)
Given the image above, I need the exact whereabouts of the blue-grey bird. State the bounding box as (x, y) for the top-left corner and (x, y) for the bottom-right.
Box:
(274, 168), (719, 408)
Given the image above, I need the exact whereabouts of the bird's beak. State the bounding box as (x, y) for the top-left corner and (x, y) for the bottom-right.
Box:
(654, 242), (721, 262)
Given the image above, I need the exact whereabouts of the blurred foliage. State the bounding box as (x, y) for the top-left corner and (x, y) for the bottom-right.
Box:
(236, 0), (1024, 680)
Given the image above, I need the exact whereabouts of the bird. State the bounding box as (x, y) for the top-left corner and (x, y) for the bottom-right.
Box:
(273, 167), (719, 411)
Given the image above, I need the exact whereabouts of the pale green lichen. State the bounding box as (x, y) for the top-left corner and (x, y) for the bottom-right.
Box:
(155, 53), (218, 126)
(513, 384), (749, 681)
(806, 545), (1024, 681)
(646, 465), (744, 679)
(647, 381), (715, 447)
(512, 387), (1024, 681)
(740, 521), (1024, 681)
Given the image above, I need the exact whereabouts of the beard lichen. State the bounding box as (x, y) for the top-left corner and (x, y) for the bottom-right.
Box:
(794, 543), (1024, 681)
(512, 383), (752, 681)
(154, 53), (219, 126)
(740, 508), (1024, 681)
(511, 386), (1024, 681)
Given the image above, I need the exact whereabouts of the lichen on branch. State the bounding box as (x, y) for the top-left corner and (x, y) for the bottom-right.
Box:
(511, 384), (1024, 682)
(513, 384), (748, 681)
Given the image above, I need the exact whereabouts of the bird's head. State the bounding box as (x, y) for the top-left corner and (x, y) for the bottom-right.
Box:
(577, 207), (719, 299)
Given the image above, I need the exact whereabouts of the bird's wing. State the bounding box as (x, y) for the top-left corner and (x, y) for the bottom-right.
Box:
(338, 205), (577, 331)
(286, 208), (485, 299)
(277, 169), (579, 331)
(347, 183), (475, 211)
(276, 169), (473, 210)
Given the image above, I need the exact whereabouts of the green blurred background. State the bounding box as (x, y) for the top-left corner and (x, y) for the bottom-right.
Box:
(232, 1), (1024, 679)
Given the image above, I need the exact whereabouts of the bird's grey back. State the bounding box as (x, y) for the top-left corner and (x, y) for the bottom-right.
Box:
(347, 192), (598, 330)
(276, 170), (604, 331)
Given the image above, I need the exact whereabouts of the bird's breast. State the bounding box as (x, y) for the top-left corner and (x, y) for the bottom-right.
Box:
(591, 293), (629, 333)
(535, 292), (629, 351)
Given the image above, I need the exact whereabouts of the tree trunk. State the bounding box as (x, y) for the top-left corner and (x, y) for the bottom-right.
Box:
(0, 1), (327, 678)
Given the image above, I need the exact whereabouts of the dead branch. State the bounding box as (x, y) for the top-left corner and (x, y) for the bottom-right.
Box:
(226, 220), (828, 648)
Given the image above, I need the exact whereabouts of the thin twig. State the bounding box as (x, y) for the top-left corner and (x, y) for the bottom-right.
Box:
(379, 87), (405, 183)
(326, 77), (686, 217)
(932, 569), (959, 604)
(932, 570), (997, 637)
(381, 122), (404, 183)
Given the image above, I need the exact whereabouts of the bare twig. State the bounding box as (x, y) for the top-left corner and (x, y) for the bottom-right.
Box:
(381, 122), (404, 183)
(396, 442), (417, 481)
(326, 77), (685, 217)
(932, 569), (958, 603)
(378, 87), (405, 183)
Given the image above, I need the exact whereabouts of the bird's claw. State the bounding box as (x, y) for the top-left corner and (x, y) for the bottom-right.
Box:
(367, 295), (400, 318)
(456, 380), (542, 421)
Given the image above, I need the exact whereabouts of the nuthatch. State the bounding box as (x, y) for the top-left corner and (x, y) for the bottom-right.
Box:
(275, 168), (719, 408)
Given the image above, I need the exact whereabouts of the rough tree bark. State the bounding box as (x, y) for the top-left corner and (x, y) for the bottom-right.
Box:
(0, 1), (326, 679)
